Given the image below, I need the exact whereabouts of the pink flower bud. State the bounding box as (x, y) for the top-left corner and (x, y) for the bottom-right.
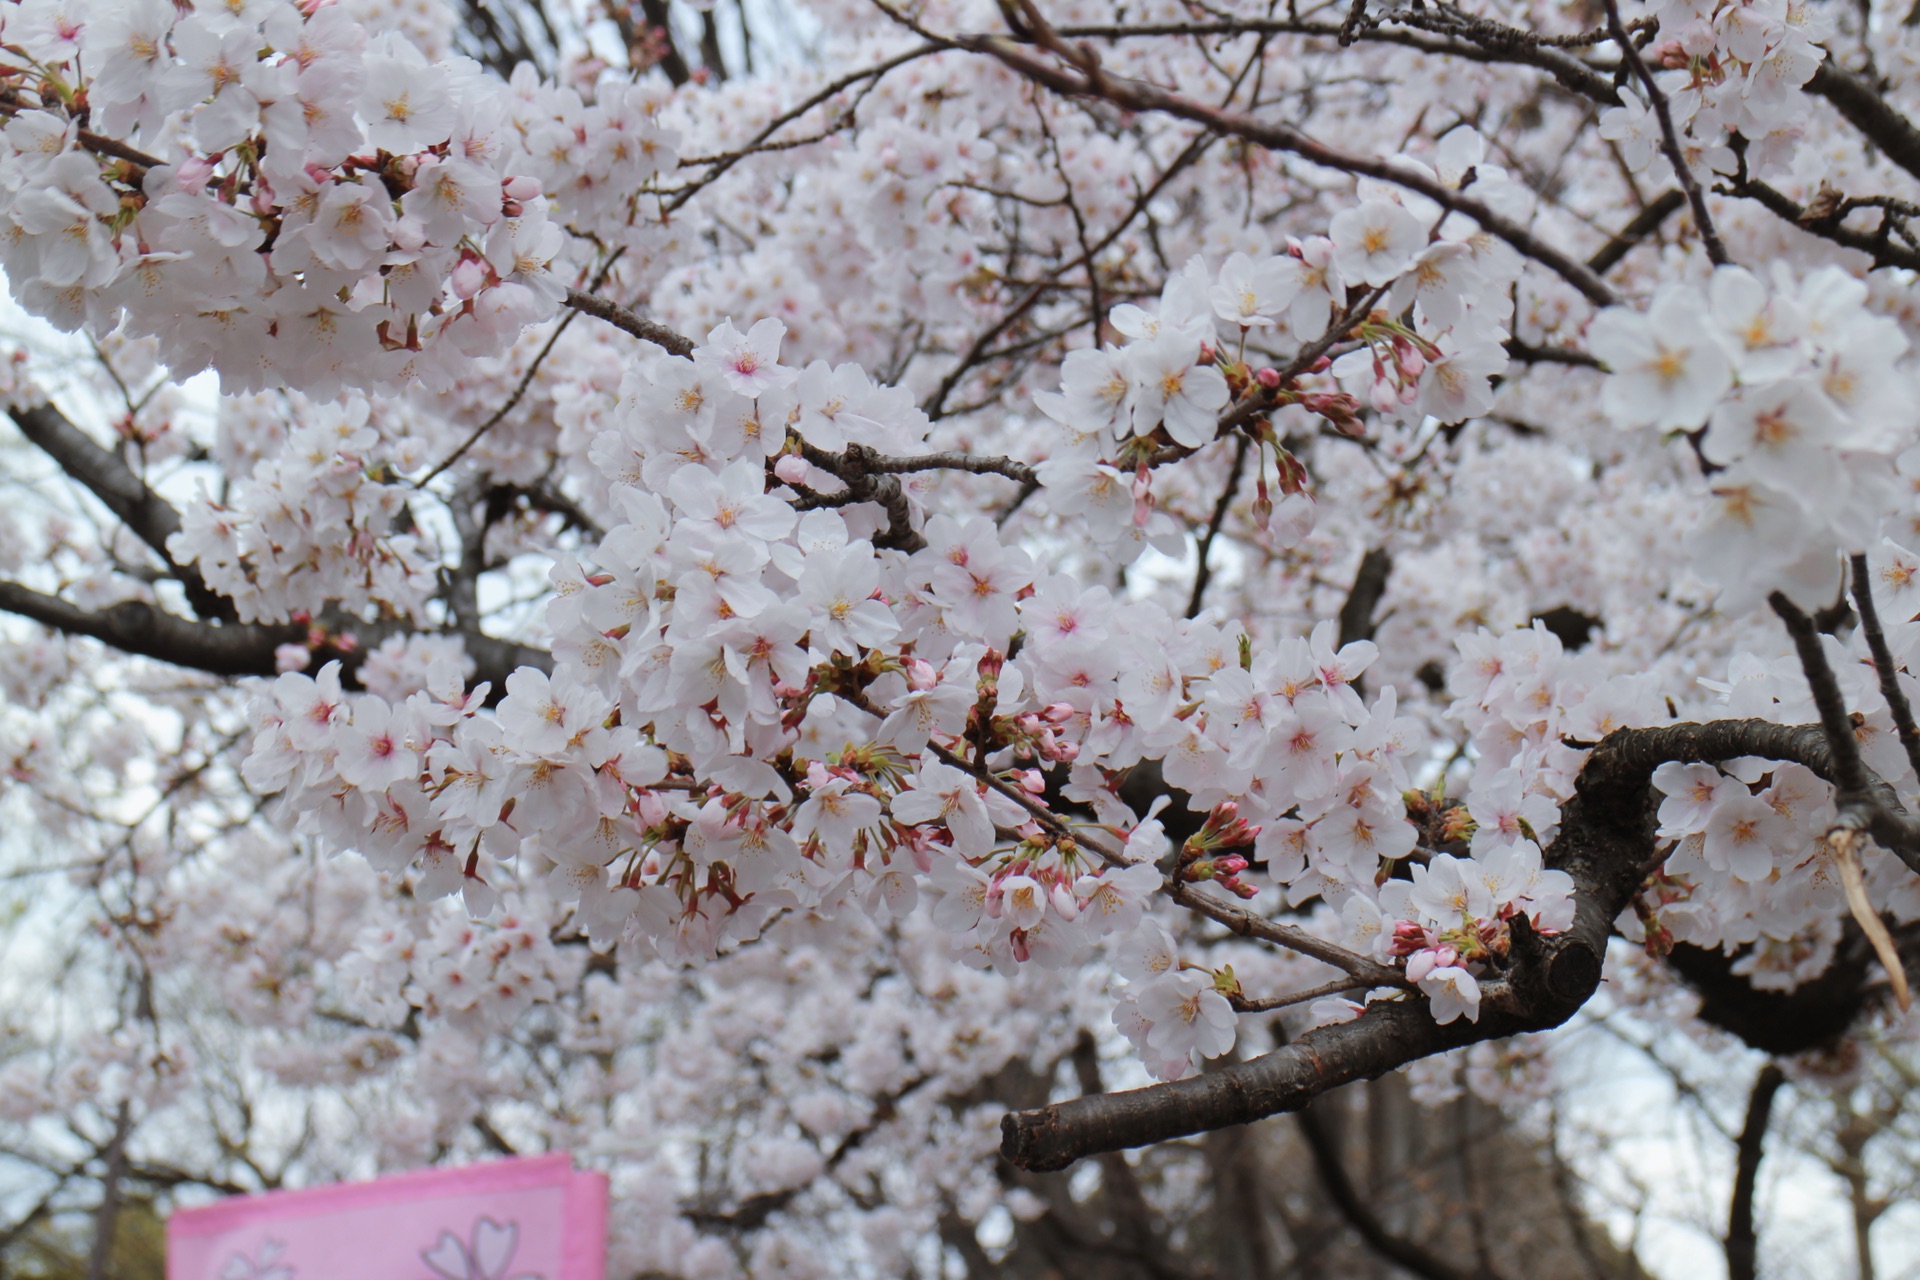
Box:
(175, 157), (216, 191)
(906, 658), (938, 691)
(1018, 769), (1046, 795)
(1009, 928), (1031, 962)
(450, 258), (488, 300)
(1255, 367), (1282, 389)
(1049, 882), (1080, 921)
(1054, 741), (1080, 762)
(773, 455), (811, 485)
(391, 216), (428, 253)
(1405, 948), (1441, 983)
(1043, 702), (1076, 723)
(503, 175), (543, 201)
(274, 644), (312, 673)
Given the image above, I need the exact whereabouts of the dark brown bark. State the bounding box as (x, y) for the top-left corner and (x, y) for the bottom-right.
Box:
(0, 579), (550, 695)
(1725, 1063), (1786, 1280)
(1001, 719), (1915, 1171)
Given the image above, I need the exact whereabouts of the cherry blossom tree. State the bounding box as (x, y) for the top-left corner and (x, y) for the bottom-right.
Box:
(5, 0), (1920, 1270)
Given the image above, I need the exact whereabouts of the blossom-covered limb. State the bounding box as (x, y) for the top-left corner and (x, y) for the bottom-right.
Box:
(1003, 714), (1920, 1168)
(1716, 173), (1920, 273)
(905, 723), (1408, 984)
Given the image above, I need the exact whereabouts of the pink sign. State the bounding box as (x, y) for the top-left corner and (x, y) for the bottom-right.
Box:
(167, 1154), (607, 1280)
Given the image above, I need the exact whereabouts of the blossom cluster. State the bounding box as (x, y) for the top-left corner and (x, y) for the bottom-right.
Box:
(1598, 0), (1827, 185)
(1035, 132), (1527, 552)
(1590, 264), (1915, 609)
(168, 398), (443, 624)
(0, 0), (608, 394)
(232, 308), (1556, 1070)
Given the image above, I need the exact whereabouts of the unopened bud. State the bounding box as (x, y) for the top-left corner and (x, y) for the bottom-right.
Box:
(1255, 367), (1282, 389)
(450, 257), (488, 300)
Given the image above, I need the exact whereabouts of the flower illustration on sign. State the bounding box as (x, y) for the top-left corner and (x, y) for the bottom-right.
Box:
(421, 1217), (542, 1280)
(219, 1240), (295, 1280)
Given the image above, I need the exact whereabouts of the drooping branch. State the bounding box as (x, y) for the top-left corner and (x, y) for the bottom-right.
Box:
(1725, 1063), (1786, 1280)
(1000, 717), (1920, 1170)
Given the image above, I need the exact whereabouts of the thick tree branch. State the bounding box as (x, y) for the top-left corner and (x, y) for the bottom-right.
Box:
(796, 442), (927, 551)
(0, 580), (550, 693)
(8, 403), (233, 621)
(1000, 716), (1920, 1170)
(1807, 64), (1920, 184)
(1725, 1062), (1786, 1280)
(1336, 547), (1394, 650)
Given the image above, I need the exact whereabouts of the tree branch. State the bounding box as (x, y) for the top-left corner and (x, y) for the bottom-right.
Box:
(1000, 716), (1920, 1170)
(8, 403), (233, 621)
(1851, 553), (1920, 783)
(966, 37), (1619, 306)
(0, 579), (550, 693)
(1725, 1062), (1786, 1280)
(1603, 0), (1728, 266)
(560, 288), (695, 357)
(1808, 64), (1920, 184)
(1296, 1100), (1483, 1280)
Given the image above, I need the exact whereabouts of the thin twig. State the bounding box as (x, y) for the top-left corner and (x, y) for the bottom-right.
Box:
(1851, 553), (1920, 783)
(1602, 0), (1729, 266)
